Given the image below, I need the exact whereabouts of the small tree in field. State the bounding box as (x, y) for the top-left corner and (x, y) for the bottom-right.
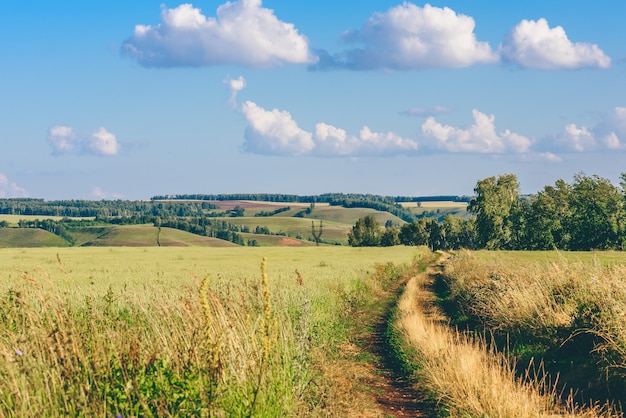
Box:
(311, 220), (323, 245)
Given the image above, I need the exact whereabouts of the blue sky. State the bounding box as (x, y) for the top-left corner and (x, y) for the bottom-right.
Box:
(2, 0), (626, 200)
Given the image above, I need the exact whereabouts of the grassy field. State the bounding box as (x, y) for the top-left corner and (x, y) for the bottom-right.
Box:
(0, 201), (470, 249)
(399, 201), (469, 219)
(0, 245), (424, 416)
(0, 203), (409, 248)
(0, 228), (69, 248)
(439, 250), (626, 412)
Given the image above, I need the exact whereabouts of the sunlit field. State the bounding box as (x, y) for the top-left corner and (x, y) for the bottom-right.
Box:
(439, 250), (626, 413)
(0, 246), (423, 417)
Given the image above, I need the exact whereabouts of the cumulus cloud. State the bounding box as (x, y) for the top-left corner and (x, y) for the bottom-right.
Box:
(554, 124), (597, 151)
(240, 101), (418, 156)
(122, 1), (316, 68)
(500, 18), (611, 70)
(48, 126), (78, 156)
(314, 124), (418, 156)
(544, 107), (626, 152)
(241, 101), (315, 155)
(595, 107), (626, 148)
(85, 128), (120, 156)
(47, 126), (121, 156)
(224, 75), (246, 107)
(421, 109), (532, 153)
(311, 3), (497, 70)
(0, 172), (28, 198)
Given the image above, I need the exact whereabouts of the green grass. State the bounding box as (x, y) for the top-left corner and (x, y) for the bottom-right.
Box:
(0, 204), (405, 248)
(0, 228), (69, 247)
(240, 232), (316, 247)
(0, 225), (239, 248)
(0, 245), (424, 416)
(77, 225), (237, 247)
(216, 216), (352, 244)
(307, 206), (404, 225)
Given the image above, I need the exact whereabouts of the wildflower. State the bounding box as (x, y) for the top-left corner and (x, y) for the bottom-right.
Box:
(15, 349), (23, 357)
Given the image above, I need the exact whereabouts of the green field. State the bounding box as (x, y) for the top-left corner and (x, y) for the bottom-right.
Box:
(399, 201), (468, 219)
(0, 202), (416, 248)
(0, 228), (69, 247)
(0, 200), (474, 250)
(0, 245), (425, 416)
(0, 245), (420, 289)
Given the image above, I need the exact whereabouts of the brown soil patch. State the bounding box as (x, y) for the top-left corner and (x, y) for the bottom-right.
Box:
(278, 237), (302, 246)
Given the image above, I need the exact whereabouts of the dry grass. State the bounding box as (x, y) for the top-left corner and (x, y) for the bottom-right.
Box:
(444, 251), (626, 381)
(0, 246), (423, 416)
(393, 255), (617, 417)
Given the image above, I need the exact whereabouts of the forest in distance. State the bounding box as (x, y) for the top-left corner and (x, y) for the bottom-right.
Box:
(1, 172), (626, 251)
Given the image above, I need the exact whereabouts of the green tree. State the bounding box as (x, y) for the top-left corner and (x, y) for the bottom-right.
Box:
(380, 227), (400, 247)
(348, 215), (382, 246)
(425, 219), (444, 251)
(399, 219), (428, 246)
(441, 215), (476, 250)
(468, 174), (520, 249)
(568, 173), (624, 250)
(524, 180), (572, 250)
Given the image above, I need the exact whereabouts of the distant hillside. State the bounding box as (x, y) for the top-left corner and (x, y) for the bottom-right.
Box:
(77, 225), (238, 247)
(0, 197), (469, 248)
(0, 228), (69, 248)
(0, 225), (238, 248)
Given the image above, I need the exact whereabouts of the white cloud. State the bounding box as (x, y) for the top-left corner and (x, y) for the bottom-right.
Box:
(545, 107), (626, 152)
(86, 127), (120, 156)
(241, 101), (315, 155)
(240, 101), (418, 157)
(122, 1), (316, 68)
(556, 124), (597, 151)
(224, 75), (246, 107)
(421, 109), (532, 153)
(314, 123), (418, 156)
(47, 126), (121, 156)
(0, 172), (28, 198)
(313, 3), (497, 70)
(595, 107), (626, 148)
(500, 18), (610, 70)
(48, 126), (78, 156)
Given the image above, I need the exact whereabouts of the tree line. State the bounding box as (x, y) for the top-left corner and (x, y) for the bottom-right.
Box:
(0, 199), (217, 218)
(349, 172), (626, 251)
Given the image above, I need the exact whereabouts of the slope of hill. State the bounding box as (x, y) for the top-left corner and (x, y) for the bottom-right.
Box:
(0, 228), (69, 248)
(78, 225), (237, 247)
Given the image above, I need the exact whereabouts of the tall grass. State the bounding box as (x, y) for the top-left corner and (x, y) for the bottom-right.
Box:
(0, 246), (420, 416)
(393, 255), (616, 417)
(440, 250), (626, 412)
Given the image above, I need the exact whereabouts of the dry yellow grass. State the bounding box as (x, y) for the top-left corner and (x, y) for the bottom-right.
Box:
(394, 254), (615, 417)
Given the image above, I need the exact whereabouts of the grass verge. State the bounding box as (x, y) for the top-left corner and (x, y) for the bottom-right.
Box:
(391, 252), (619, 417)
